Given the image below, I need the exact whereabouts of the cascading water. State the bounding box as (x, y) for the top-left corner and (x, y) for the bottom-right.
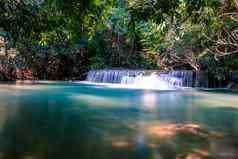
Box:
(85, 69), (194, 90)
(86, 70), (144, 83)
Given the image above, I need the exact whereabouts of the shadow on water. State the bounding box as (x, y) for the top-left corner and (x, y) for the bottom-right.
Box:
(0, 99), (138, 159)
(0, 84), (237, 159)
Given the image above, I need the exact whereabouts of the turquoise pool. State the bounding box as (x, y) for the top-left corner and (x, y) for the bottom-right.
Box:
(0, 82), (237, 159)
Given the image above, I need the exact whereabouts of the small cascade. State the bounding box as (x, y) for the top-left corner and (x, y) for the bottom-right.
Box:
(167, 71), (193, 87)
(86, 70), (144, 83)
(86, 69), (194, 89)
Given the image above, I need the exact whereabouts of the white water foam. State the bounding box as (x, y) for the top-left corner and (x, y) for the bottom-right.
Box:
(79, 70), (190, 90)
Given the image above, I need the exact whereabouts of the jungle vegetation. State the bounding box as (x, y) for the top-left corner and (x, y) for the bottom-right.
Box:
(0, 0), (238, 80)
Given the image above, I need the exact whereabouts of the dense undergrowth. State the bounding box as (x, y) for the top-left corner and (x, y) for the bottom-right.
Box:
(0, 0), (238, 81)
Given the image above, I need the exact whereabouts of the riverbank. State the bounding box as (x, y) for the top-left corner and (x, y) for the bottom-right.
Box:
(0, 69), (237, 90)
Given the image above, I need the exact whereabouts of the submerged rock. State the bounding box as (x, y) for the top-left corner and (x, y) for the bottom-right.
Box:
(185, 154), (202, 159)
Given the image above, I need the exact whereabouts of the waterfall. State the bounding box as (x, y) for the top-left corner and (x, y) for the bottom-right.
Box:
(86, 70), (144, 84)
(86, 69), (194, 89)
(167, 71), (193, 87)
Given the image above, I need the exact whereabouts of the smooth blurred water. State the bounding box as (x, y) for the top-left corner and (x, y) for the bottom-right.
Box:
(86, 70), (193, 88)
(0, 82), (237, 159)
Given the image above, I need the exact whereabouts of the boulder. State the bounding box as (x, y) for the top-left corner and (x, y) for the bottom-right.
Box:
(227, 82), (238, 91)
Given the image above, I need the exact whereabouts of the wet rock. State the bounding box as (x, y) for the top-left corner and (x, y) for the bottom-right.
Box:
(231, 71), (238, 83)
(227, 82), (238, 91)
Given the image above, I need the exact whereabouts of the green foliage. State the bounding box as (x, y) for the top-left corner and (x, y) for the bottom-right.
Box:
(128, 0), (221, 23)
(129, 0), (233, 70)
(89, 2), (142, 69)
(0, 0), (237, 82)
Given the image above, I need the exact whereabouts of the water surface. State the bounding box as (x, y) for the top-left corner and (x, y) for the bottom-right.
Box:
(0, 82), (237, 159)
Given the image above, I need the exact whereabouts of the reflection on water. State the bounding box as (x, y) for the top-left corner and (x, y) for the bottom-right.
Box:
(0, 83), (237, 159)
(141, 91), (157, 111)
